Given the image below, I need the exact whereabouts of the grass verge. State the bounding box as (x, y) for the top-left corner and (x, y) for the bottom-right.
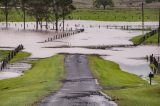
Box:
(130, 33), (158, 45)
(0, 55), (65, 106)
(88, 56), (160, 106)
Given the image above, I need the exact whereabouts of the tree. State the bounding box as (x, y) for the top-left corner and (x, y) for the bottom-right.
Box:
(52, 0), (65, 31)
(18, 0), (29, 30)
(59, 0), (75, 31)
(93, 0), (101, 8)
(27, 0), (49, 31)
(146, 0), (160, 3)
(0, 0), (75, 31)
(94, 0), (114, 9)
(0, 0), (16, 28)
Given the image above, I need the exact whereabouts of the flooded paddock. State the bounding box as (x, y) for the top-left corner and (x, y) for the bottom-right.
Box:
(0, 21), (159, 80)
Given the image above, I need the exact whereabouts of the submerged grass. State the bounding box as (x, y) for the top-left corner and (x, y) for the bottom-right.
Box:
(0, 55), (65, 106)
(88, 56), (160, 106)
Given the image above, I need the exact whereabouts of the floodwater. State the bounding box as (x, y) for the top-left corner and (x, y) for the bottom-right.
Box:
(0, 72), (22, 80)
(0, 21), (159, 80)
(102, 46), (160, 78)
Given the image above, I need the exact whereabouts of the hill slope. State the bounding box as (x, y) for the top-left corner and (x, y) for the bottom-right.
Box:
(72, 0), (160, 8)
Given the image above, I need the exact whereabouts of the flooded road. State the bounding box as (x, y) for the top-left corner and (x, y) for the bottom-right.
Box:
(39, 55), (117, 106)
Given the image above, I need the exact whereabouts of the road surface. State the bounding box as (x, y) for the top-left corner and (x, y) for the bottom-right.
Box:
(39, 55), (117, 106)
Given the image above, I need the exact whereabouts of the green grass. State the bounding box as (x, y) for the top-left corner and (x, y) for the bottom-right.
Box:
(0, 50), (10, 61)
(130, 33), (159, 45)
(105, 85), (160, 106)
(9, 52), (31, 63)
(0, 55), (65, 106)
(88, 56), (160, 106)
(88, 56), (147, 87)
(68, 9), (159, 21)
(0, 50), (31, 63)
(0, 9), (35, 22)
(0, 8), (158, 22)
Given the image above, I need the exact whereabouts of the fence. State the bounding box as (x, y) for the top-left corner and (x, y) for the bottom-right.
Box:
(147, 54), (160, 74)
(0, 44), (24, 71)
(42, 29), (84, 43)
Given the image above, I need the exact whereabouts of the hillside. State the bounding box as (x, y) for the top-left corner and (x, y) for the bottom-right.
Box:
(72, 0), (160, 8)
(72, 0), (93, 8)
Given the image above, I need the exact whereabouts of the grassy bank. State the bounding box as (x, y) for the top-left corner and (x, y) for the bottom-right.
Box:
(0, 8), (158, 22)
(0, 55), (65, 106)
(88, 56), (160, 106)
(9, 52), (31, 63)
(130, 33), (158, 45)
(0, 50), (31, 63)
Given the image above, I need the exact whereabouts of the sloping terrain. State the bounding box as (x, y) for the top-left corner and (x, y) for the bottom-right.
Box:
(72, 0), (160, 8)
(72, 0), (93, 8)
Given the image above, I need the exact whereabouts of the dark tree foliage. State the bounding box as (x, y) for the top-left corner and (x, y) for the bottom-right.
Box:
(58, 0), (75, 31)
(0, 0), (17, 28)
(146, 0), (160, 3)
(94, 0), (114, 9)
(27, 0), (50, 30)
(18, 0), (29, 30)
(0, 0), (75, 31)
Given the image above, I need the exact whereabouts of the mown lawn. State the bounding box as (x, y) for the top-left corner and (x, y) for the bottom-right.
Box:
(0, 8), (158, 22)
(88, 56), (160, 106)
(130, 33), (159, 45)
(0, 55), (65, 106)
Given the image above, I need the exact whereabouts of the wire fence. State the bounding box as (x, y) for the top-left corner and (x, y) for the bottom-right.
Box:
(0, 44), (24, 71)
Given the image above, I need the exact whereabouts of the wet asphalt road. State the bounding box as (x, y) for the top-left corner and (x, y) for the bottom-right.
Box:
(39, 55), (117, 106)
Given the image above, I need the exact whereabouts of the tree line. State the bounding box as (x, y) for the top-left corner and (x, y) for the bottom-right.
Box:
(145, 0), (160, 3)
(0, 0), (75, 31)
